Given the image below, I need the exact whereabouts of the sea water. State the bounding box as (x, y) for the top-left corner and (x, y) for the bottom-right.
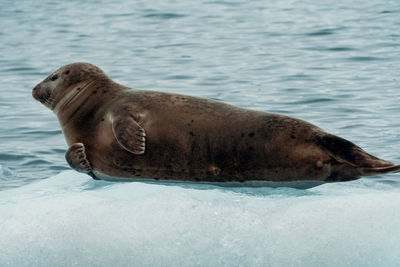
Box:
(0, 0), (400, 266)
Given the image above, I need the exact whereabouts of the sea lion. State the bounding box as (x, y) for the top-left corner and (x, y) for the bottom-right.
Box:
(32, 62), (400, 186)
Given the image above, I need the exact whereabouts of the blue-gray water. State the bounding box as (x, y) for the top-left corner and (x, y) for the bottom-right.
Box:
(1, 0), (400, 266)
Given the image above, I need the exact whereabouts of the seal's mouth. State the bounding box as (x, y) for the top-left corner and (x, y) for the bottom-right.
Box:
(32, 84), (54, 109)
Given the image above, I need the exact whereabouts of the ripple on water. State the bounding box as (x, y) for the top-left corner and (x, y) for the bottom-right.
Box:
(378, 10), (397, 14)
(22, 159), (54, 166)
(347, 56), (383, 62)
(302, 46), (357, 52)
(292, 97), (336, 105)
(281, 74), (315, 81)
(0, 153), (35, 161)
(306, 28), (338, 36)
(20, 129), (63, 136)
(327, 47), (356, 52)
(164, 75), (195, 80)
(143, 13), (187, 19)
(102, 12), (135, 18)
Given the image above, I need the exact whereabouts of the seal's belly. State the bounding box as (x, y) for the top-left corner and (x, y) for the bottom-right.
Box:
(91, 170), (325, 189)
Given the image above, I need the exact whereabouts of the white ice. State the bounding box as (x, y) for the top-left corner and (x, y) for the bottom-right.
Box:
(1, 171), (400, 266)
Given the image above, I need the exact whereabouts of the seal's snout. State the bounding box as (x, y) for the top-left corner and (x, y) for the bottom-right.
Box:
(32, 84), (41, 100)
(32, 83), (52, 108)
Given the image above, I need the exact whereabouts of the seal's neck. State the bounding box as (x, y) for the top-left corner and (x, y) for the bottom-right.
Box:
(53, 80), (95, 114)
(54, 78), (117, 137)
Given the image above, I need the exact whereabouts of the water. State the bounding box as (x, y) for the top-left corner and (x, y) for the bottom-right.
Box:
(0, 0), (399, 265)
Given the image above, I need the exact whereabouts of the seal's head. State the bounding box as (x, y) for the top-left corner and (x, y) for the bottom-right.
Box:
(32, 62), (108, 112)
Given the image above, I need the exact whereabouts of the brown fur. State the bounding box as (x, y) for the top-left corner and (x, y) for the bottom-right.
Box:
(32, 62), (400, 183)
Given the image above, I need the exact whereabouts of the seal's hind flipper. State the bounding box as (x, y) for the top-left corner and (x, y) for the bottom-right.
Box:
(112, 115), (146, 155)
(314, 133), (399, 181)
(314, 133), (394, 168)
(359, 164), (400, 176)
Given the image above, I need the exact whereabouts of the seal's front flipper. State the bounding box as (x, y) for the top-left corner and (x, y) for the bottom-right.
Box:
(112, 115), (146, 154)
(65, 143), (96, 178)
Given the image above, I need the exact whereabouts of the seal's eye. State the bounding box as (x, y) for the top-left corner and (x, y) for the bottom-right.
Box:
(50, 74), (59, 81)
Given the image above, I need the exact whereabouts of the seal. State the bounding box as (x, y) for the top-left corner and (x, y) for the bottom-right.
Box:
(32, 62), (400, 186)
